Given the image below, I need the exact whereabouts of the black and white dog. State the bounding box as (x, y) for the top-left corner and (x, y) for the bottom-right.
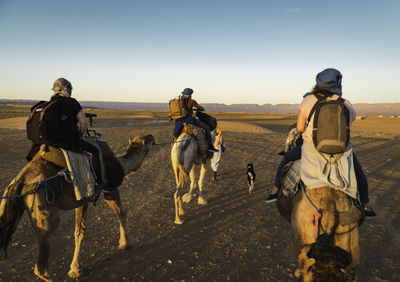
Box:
(247, 163), (256, 193)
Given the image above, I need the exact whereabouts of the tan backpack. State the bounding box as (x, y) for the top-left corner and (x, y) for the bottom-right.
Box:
(169, 96), (188, 120)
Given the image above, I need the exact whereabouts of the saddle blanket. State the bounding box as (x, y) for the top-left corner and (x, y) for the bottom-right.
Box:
(281, 160), (301, 196)
(61, 149), (96, 201)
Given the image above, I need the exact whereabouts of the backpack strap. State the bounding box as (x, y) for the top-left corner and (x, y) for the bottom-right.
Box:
(28, 103), (43, 120)
(307, 93), (325, 123)
(39, 100), (57, 122)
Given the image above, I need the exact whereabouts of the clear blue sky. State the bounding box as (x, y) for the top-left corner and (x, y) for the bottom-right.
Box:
(0, 0), (399, 104)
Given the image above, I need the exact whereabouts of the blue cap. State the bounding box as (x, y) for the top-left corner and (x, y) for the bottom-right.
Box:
(181, 88), (193, 95)
(316, 68), (342, 95)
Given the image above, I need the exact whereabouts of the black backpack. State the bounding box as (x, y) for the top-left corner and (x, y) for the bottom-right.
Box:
(308, 94), (350, 154)
(26, 100), (61, 145)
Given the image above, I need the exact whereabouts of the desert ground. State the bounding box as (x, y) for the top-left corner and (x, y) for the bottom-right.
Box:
(0, 104), (399, 281)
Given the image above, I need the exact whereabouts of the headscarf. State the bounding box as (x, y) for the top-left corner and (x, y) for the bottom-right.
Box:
(51, 78), (73, 97)
(215, 127), (223, 148)
(316, 68), (342, 95)
(181, 88), (193, 95)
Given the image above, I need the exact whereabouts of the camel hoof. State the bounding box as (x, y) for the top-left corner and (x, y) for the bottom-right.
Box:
(182, 193), (192, 203)
(198, 196), (208, 205)
(294, 268), (302, 278)
(34, 265), (52, 282)
(118, 242), (130, 250)
(68, 269), (81, 279)
(175, 218), (184, 224)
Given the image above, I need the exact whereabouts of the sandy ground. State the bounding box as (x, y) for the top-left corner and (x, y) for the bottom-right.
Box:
(0, 110), (399, 281)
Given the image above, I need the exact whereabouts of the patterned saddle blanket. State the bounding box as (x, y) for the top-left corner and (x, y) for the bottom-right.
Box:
(38, 138), (106, 201)
(277, 160), (301, 223)
(281, 160), (301, 197)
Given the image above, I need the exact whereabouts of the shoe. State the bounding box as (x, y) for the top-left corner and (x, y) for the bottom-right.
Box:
(265, 192), (278, 203)
(364, 206), (377, 218)
(278, 151), (285, 156)
(208, 146), (218, 153)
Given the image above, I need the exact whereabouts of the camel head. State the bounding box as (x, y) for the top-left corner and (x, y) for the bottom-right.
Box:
(126, 135), (155, 152)
(298, 235), (355, 282)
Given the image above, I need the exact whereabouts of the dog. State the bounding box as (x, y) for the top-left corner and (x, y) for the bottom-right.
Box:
(247, 163), (256, 193)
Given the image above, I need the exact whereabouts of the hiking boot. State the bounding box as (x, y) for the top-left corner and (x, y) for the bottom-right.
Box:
(208, 145), (218, 153)
(364, 206), (377, 218)
(265, 192), (278, 204)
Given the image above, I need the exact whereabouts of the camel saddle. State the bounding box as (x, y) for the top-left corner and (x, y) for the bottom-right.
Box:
(181, 123), (212, 157)
(37, 138), (106, 201)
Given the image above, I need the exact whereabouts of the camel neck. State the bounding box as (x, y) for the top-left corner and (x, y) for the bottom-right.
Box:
(117, 148), (148, 175)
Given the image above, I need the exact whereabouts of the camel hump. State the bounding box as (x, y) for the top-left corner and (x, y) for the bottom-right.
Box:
(181, 123), (194, 136)
(36, 144), (67, 167)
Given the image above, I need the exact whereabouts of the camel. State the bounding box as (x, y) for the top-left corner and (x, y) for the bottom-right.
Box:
(0, 134), (155, 281)
(170, 124), (213, 224)
(277, 184), (362, 281)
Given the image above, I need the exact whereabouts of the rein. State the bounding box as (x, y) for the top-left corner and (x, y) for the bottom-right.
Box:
(152, 139), (192, 146)
(300, 182), (324, 238)
(0, 169), (72, 212)
(152, 135), (207, 147)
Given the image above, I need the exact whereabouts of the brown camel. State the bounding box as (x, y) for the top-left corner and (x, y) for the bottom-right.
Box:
(170, 124), (213, 224)
(277, 185), (361, 281)
(0, 134), (155, 281)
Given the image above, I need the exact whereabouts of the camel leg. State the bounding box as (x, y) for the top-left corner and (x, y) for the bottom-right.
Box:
(183, 166), (196, 203)
(104, 190), (129, 250)
(26, 194), (59, 282)
(68, 204), (88, 279)
(174, 182), (184, 224)
(198, 162), (208, 205)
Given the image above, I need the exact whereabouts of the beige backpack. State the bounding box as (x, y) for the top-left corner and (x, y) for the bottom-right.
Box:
(169, 96), (188, 120)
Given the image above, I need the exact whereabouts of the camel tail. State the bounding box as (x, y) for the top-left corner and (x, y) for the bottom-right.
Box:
(0, 178), (26, 259)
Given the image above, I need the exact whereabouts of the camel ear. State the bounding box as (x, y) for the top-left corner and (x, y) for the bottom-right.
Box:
(129, 138), (133, 144)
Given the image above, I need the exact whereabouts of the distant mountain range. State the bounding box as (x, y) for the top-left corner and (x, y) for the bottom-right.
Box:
(1, 99), (400, 116)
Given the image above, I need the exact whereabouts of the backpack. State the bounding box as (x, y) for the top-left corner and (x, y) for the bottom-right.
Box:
(308, 94), (350, 154)
(169, 96), (188, 120)
(26, 100), (61, 144)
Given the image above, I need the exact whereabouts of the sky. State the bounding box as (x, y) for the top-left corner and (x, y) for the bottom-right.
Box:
(0, 0), (399, 105)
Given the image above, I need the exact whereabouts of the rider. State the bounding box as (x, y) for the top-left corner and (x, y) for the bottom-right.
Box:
(266, 69), (376, 217)
(172, 88), (218, 152)
(27, 78), (111, 194)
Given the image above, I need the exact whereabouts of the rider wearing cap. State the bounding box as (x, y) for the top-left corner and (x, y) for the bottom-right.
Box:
(27, 78), (112, 194)
(173, 88), (218, 152)
(266, 69), (376, 217)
